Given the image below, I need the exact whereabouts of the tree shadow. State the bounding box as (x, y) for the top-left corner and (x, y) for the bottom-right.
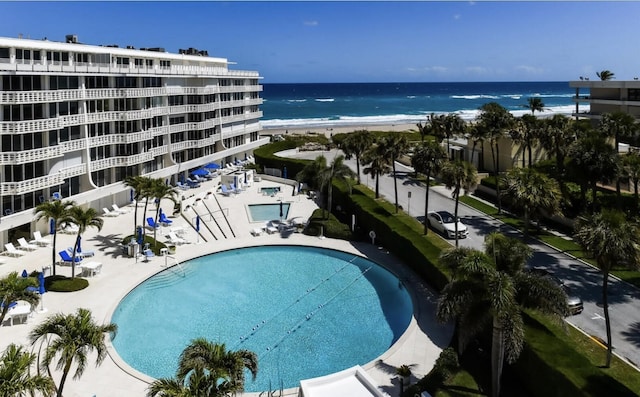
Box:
(621, 321), (640, 349)
(87, 233), (128, 258)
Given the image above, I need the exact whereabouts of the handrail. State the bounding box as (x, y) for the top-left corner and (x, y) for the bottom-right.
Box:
(211, 190), (236, 238)
(163, 255), (185, 277)
(201, 196), (227, 239)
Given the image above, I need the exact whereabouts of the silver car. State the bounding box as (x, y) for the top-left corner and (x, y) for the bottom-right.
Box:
(427, 211), (468, 239)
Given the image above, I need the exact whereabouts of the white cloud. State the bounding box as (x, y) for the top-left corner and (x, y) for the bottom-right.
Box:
(406, 66), (448, 74)
(515, 65), (544, 75)
(304, 20), (319, 26)
(465, 66), (488, 75)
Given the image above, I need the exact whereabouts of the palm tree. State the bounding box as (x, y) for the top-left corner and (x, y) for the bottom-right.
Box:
(362, 143), (391, 199)
(596, 70), (615, 81)
(428, 113), (447, 144)
(63, 206), (104, 278)
(538, 114), (578, 194)
(379, 135), (411, 213)
(151, 178), (178, 246)
(599, 112), (639, 198)
(296, 155), (328, 193)
(0, 271), (40, 325)
(412, 140), (448, 234)
(34, 200), (75, 276)
(442, 113), (466, 158)
(511, 114), (542, 168)
(0, 343), (56, 397)
(501, 167), (562, 238)
(147, 338), (257, 397)
(29, 308), (118, 397)
(124, 175), (153, 237)
(623, 151), (640, 207)
(440, 160), (477, 247)
(437, 235), (567, 397)
(319, 155), (355, 219)
(525, 97), (545, 115)
(466, 122), (490, 169)
(478, 102), (515, 214)
(575, 210), (640, 367)
(340, 130), (373, 184)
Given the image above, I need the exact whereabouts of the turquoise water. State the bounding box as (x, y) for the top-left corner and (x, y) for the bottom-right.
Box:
(260, 186), (281, 195)
(111, 246), (413, 392)
(248, 203), (290, 222)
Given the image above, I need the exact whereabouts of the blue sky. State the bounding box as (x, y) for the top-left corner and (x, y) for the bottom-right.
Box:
(1, 1), (639, 83)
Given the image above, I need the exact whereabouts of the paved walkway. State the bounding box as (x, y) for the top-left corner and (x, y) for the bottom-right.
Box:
(0, 171), (452, 397)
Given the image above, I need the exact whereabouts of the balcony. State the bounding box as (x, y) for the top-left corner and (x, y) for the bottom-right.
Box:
(0, 146), (63, 165)
(0, 163), (85, 195)
(90, 152), (154, 171)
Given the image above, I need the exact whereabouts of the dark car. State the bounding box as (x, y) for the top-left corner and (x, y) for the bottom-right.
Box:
(529, 268), (584, 316)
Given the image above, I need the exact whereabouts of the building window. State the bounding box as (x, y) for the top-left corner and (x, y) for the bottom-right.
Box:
(0, 47), (9, 59)
(629, 89), (640, 101)
(160, 60), (170, 69)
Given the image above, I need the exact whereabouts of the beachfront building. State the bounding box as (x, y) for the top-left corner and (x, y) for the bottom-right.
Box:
(0, 35), (267, 247)
(570, 79), (640, 122)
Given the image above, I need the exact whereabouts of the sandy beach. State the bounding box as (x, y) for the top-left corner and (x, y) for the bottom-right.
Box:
(261, 123), (418, 139)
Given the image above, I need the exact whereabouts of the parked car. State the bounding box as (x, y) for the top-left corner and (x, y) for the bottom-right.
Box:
(427, 211), (468, 239)
(529, 268), (584, 315)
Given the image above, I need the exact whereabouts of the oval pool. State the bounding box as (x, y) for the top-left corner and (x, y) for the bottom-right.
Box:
(111, 245), (413, 392)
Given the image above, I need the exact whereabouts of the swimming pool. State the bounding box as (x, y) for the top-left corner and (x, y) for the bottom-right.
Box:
(260, 186), (281, 196)
(111, 245), (413, 392)
(247, 203), (290, 222)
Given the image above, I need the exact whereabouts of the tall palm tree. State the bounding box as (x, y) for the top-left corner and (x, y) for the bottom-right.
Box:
(437, 235), (567, 397)
(147, 338), (257, 397)
(440, 160), (477, 247)
(442, 113), (466, 158)
(412, 140), (448, 234)
(0, 271), (40, 325)
(538, 114), (578, 194)
(511, 114), (542, 168)
(466, 121), (490, 169)
(340, 130), (373, 184)
(124, 175), (154, 237)
(151, 178), (178, 246)
(575, 210), (640, 368)
(318, 155), (355, 219)
(362, 143), (391, 199)
(0, 343), (56, 397)
(428, 113), (447, 144)
(623, 151), (640, 207)
(63, 206), (104, 278)
(478, 102), (515, 213)
(296, 155), (328, 192)
(599, 112), (639, 198)
(34, 200), (75, 276)
(29, 308), (118, 397)
(501, 167), (562, 238)
(379, 135), (411, 213)
(596, 70), (615, 81)
(525, 97), (545, 115)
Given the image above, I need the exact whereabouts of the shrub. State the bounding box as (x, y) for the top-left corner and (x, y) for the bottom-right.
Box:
(45, 275), (89, 292)
(304, 209), (353, 240)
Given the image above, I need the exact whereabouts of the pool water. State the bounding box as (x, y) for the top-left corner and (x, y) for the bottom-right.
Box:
(260, 186), (281, 195)
(247, 203), (290, 222)
(111, 246), (412, 392)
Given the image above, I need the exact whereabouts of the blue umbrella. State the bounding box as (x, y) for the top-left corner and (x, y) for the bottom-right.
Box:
(159, 207), (164, 221)
(136, 226), (144, 246)
(21, 269), (28, 278)
(196, 215), (200, 232)
(204, 162), (220, 170)
(38, 272), (46, 294)
(283, 166), (288, 179)
(279, 201), (284, 220)
(191, 168), (209, 177)
(130, 189), (134, 202)
(76, 236), (82, 254)
(49, 218), (56, 235)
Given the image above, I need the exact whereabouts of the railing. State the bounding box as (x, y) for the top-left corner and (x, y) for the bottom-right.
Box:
(0, 146), (62, 165)
(162, 255), (185, 277)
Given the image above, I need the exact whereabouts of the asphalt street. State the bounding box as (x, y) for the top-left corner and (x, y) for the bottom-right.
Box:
(286, 148), (640, 370)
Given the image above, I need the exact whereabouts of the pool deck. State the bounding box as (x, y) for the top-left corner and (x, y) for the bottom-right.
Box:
(0, 171), (453, 397)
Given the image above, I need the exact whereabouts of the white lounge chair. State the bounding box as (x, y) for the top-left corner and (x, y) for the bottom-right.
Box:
(112, 204), (130, 214)
(60, 224), (79, 234)
(30, 231), (50, 247)
(103, 208), (119, 217)
(17, 238), (38, 251)
(251, 228), (263, 237)
(167, 231), (187, 245)
(3, 243), (26, 257)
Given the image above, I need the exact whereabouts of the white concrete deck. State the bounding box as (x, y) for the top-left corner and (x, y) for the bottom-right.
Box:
(0, 171), (452, 397)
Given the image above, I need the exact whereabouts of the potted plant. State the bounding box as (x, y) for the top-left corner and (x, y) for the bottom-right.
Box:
(396, 364), (412, 391)
(167, 245), (176, 254)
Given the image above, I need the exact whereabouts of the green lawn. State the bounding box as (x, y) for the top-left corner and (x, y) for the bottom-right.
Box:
(459, 195), (640, 289)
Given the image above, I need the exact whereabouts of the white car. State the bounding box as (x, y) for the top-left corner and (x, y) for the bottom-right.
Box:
(427, 211), (468, 239)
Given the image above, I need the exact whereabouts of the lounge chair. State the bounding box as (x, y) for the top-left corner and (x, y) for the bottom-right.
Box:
(230, 183), (241, 194)
(60, 224), (79, 234)
(51, 192), (62, 200)
(112, 204), (130, 214)
(175, 182), (190, 190)
(58, 250), (82, 265)
(159, 213), (173, 226)
(167, 231), (187, 245)
(265, 222), (279, 235)
(17, 238), (38, 251)
(30, 231), (50, 247)
(67, 247), (95, 258)
(102, 207), (119, 217)
(146, 217), (160, 230)
(143, 249), (155, 262)
(220, 185), (232, 196)
(3, 243), (26, 257)
(251, 228), (263, 237)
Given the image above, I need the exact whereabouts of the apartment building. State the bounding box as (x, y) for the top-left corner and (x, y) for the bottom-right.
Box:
(0, 35), (267, 245)
(570, 79), (640, 122)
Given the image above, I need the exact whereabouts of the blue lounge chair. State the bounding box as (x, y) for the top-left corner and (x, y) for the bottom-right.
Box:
(147, 217), (160, 229)
(59, 250), (82, 265)
(220, 185), (232, 196)
(159, 213), (173, 225)
(143, 248), (155, 262)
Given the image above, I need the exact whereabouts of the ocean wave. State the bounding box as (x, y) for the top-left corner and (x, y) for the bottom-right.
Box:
(260, 104), (589, 129)
(315, 98), (335, 102)
(531, 93), (576, 98)
(451, 95), (500, 100)
(406, 95), (416, 99)
(287, 99), (307, 103)
(503, 95), (522, 100)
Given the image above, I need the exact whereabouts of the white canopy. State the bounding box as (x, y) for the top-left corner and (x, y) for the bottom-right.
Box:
(298, 366), (388, 397)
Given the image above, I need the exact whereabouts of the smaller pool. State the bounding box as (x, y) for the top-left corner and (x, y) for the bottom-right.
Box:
(260, 186), (281, 196)
(248, 203), (290, 222)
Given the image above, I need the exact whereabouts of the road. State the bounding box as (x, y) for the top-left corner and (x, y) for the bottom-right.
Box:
(285, 148), (640, 370)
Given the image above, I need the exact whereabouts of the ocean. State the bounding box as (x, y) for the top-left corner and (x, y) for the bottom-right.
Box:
(260, 81), (587, 129)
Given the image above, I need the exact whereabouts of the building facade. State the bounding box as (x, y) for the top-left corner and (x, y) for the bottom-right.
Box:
(570, 79), (640, 122)
(0, 35), (267, 245)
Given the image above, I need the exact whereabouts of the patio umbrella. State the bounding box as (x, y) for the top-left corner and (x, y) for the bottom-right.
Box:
(283, 166), (288, 179)
(191, 168), (209, 177)
(49, 218), (56, 235)
(76, 236), (82, 254)
(204, 162), (220, 170)
(136, 226), (143, 263)
(130, 189), (134, 203)
(279, 201), (284, 221)
(196, 215), (201, 232)
(38, 271), (47, 312)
